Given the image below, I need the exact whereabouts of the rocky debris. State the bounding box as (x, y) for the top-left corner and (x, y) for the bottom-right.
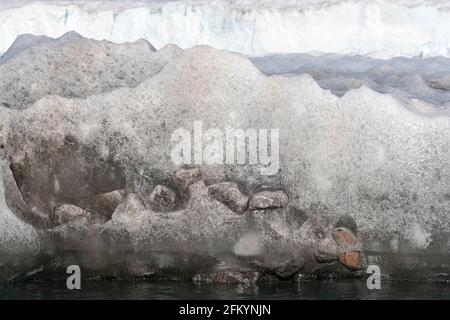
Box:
(112, 193), (146, 222)
(207, 182), (248, 214)
(79, 189), (126, 221)
(331, 227), (363, 271)
(249, 191), (289, 210)
(147, 185), (177, 212)
(54, 204), (92, 225)
(427, 76), (450, 92)
(209, 270), (260, 284)
(192, 273), (213, 283)
(273, 263), (301, 279)
(339, 251), (363, 271)
(175, 167), (202, 191)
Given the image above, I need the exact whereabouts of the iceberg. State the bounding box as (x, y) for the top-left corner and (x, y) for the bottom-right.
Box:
(1, 36), (449, 280)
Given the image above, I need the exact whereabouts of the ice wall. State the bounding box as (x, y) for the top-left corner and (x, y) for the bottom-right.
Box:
(2, 0), (450, 57)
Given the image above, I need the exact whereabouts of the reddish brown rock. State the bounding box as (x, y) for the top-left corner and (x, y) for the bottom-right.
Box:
(339, 251), (362, 271)
(334, 229), (357, 245)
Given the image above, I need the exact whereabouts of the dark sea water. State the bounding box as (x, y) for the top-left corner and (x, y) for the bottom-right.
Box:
(1, 280), (450, 300)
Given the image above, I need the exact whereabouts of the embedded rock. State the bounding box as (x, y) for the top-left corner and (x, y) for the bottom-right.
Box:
(339, 251), (363, 271)
(79, 189), (126, 221)
(175, 168), (202, 191)
(333, 229), (358, 246)
(209, 270), (260, 284)
(112, 194), (146, 223)
(207, 182), (248, 214)
(249, 191), (289, 210)
(147, 185), (176, 212)
(54, 204), (92, 225)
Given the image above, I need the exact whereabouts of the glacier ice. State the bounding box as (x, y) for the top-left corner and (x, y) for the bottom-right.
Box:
(2, 44), (449, 245)
(3, 32), (450, 111)
(0, 33), (450, 280)
(2, 0), (450, 58)
(0, 155), (40, 282)
(0, 32), (181, 109)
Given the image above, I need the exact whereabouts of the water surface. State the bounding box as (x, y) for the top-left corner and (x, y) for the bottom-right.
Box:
(1, 280), (450, 300)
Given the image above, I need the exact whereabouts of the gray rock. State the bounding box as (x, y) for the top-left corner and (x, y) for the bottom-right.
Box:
(314, 237), (340, 263)
(249, 191), (289, 210)
(112, 193), (146, 222)
(79, 189), (126, 221)
(192, 273), (212, 283)
(273, 263), (300, 279)
(148, 185), (176, 212)
(207, 182), (248, 214)
(208, 270), (251, 284)
(175, 167), (202, 190)
(54, 204), (92, 225)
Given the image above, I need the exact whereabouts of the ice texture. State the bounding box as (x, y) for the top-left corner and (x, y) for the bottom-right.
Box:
(2, 44), (449, 252)
(1, 33), (450, 280)
(0, 155), (40, 281)
(3, 32), (450, 110)
(0, 32), (181, 109)
(2, 0), (450, 57)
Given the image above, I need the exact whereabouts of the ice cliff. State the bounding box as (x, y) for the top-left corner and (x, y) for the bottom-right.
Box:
(0, 33), (449, 281)
(2, 0), (450, 57)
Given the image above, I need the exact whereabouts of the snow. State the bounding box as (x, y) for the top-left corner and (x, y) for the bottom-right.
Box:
(2, 0), (450, 57)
